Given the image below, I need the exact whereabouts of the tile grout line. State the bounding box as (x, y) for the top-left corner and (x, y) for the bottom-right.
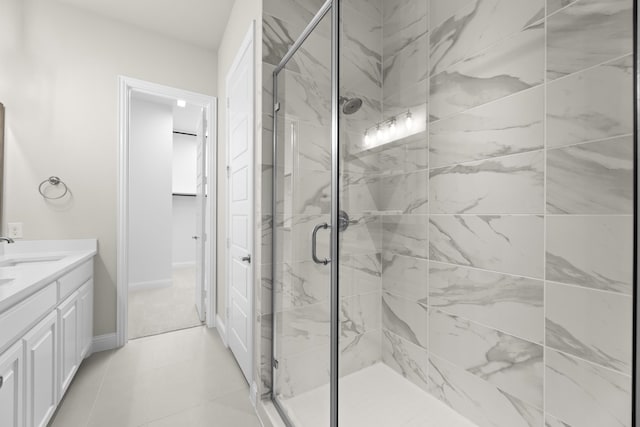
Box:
(426, 0), (432, 396)
(84, 350), (117, 427)
(429, 50), (633, 127)
(543, 0), (548, 420)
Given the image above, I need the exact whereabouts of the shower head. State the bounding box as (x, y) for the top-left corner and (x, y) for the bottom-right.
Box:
(339, 96), (363, 114)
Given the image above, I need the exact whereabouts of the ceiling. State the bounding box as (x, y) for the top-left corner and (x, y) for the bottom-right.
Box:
(56, 0), (235, 50)
(133, 91), (203, 134)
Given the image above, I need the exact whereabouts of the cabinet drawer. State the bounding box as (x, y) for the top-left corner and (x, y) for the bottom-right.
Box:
(58, 260), (93, 300)
(0, 283), (56, 353)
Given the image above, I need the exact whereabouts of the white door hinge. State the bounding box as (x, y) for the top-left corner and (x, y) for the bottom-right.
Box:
(226, 165), (231, 178)
(226, 238), (230, 248)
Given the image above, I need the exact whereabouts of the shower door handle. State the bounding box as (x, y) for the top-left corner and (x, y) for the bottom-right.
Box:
(311, 223), (330, 265)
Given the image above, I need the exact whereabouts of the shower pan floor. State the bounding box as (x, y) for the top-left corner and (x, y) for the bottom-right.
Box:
(278, 363), (478, 427)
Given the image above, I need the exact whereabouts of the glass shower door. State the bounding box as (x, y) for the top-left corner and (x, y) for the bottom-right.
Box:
(271, 4), (334, 426)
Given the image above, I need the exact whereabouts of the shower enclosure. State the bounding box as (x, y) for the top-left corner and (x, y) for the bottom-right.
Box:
(268, 0), (637, 426)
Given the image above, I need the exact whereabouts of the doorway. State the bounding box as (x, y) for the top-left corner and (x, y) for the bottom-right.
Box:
(117, 77), (217, 346)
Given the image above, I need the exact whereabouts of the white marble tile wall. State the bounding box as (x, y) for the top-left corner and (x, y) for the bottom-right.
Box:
(378, 0), (634, 426)
(259, 0), (636, 426)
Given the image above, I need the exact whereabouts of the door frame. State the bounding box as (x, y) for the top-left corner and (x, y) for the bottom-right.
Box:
(224, 22), (255, 381)
(116, 76), (217, 347)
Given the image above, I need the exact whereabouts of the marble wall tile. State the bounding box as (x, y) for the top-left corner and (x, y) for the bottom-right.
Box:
(340, 330), (382, 377)
(430, 0), (474, 30)
(382, 0), (428, 61)
(341, 10), (383, 99)
(429, 262), (544, 343)
(382, 329), (429, 392)
(339, 252), (381, 297)
(382, 253), (429, 300)
(264, 14), (331, 81)
(290, 214), (330, 262)
(430, 150), (544, 214)
(296, 169), (331, 214)
(430, 23), (545, 121)
(429, 310), (543, 408)
(546, 215), (633, 294)
(546, 136), (633, 214)
(382, 215), (430, 259)
(430, 0), (544, 76)
(545, 415), (572, 427)
(297, 121), (331, 172)
(382, 80), (428, 119)
(275, 344), (330, 398)
(341, 172), (379, 213)
(277, 67), (331, 127)
(430, 215), (544, 278)
(382, 291), (428, 348)
(383, 34), (428, 100)
(546, 282), (632, 374)
(547, 0), (578, 15)
(275, 261), (330, 311)
(376, 133), (429, 174)
(429, 354), (544, 427)
(546, 349), (631, 427)
(341, 292), (382, 337)
(377, 170), (429, 214)
(547, 55), (633, 148)
(430, 87), (544, 168)
(339, 214), (381, 255)
(547, 0), (633, 80)
(276, 302), (330, 356)
(263, 0), (326, 37)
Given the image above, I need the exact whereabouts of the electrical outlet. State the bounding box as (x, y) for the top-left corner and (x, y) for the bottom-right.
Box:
(7, 223), (23, 239)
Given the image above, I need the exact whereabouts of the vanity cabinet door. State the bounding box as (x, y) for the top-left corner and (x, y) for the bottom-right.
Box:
(78, 280), (93, 360)
(24, 311), (57, 427)
(57, 291), (79, 397)
(0, 341), (24, 427)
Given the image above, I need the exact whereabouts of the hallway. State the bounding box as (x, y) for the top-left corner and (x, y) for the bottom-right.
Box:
(49, 326), (261, 427)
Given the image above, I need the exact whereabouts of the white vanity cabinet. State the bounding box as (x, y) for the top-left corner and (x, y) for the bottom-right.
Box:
(24, 311), (58, 427)
(58, 291), (79, 397)
(0, 341), (24, 427)
(0, 252), (95, 427)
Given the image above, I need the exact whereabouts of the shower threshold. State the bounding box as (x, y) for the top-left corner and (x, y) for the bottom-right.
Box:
(276, 363), (478, 427)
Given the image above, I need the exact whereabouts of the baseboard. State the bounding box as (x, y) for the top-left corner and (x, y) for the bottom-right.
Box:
(91, 333), (118, 353)
(172, 261), (196, 269)
(129, 279), (172, 291)
(216, 314), (228, 346)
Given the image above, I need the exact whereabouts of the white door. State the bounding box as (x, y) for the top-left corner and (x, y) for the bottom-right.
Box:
(226, 24), (254, 383)
(194, 109), (207, 321)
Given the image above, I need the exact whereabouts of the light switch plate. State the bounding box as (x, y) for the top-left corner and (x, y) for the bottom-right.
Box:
(7, 223), (23, 239)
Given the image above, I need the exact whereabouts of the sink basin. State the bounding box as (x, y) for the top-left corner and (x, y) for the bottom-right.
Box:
(0, 255), (65, 268)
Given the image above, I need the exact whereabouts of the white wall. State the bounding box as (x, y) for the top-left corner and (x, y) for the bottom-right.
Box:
(172, 133), (198, 194)
(216, 0), (262, 323)
(129, 97), (173, 288)
(172, 133), (197, 266)
(0, 0), (217, 335)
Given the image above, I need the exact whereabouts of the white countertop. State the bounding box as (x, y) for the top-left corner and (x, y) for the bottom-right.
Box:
(0, 239), (97, 313)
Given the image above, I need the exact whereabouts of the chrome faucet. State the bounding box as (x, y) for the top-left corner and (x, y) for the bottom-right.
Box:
(0, 237), (15, 244)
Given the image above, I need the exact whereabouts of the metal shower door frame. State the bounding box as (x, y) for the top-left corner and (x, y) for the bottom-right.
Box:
(270, 1), (341, 426)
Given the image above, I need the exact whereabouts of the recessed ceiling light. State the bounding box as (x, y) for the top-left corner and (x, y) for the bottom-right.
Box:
(176, 99), (186, 108)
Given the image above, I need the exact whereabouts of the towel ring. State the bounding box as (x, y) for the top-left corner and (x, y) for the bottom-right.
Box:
(38, 176), (69, 200)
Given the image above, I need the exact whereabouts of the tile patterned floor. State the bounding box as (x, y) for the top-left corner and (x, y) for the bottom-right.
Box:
(49, 326), (261, 427)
